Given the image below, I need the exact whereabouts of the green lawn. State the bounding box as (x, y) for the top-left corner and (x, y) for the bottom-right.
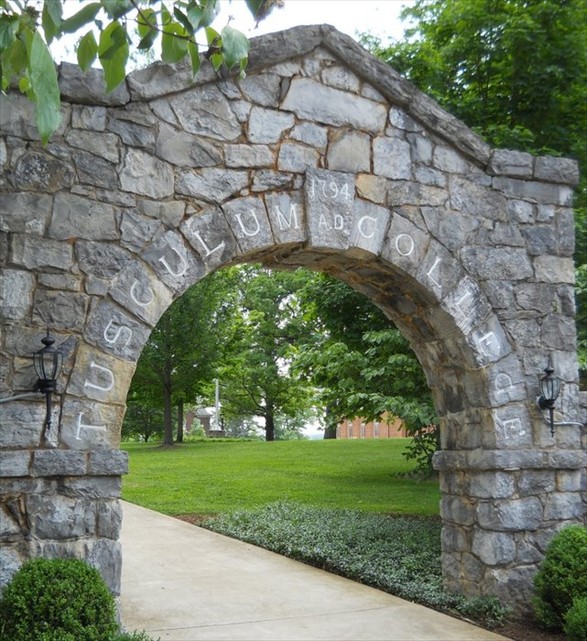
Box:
(121, 438), (440, 517)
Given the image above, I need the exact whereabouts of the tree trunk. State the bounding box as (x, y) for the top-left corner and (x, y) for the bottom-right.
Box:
(323, 406), (337, 439)
(162, 384), (174, 446)
(265, 410), (275, 442)
(176, 398), (184, 443)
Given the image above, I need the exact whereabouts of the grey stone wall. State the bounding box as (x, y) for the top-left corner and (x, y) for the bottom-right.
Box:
(0, 24), (584, 610)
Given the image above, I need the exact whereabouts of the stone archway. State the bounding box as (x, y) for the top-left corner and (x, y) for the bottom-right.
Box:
(1, 24), (584, 611)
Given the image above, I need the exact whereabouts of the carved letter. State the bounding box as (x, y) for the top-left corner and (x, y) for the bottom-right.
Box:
(275, 204), (300, 231)
(395, 233), (415, 256)
(475, 331), (499, 357)
(84, 361), (114, 392)
(495, 372), (514, 397)
(333, 214), (344, 230)
(76, 412), (106, 440)
(496, 416), (526, 440)
(426, 256), (442, 289)
(318, 213), (329, 229)
(192, 230), (225, 257)
(357, 216), (376, 239)
(103, 319), (133, 348)
(130, 279), (154, 307)
(158, 246), (188, 277)
(235, 210), (261, 236)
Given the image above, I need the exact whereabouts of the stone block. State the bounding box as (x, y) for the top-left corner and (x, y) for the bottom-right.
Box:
(277, 142), (320, 173)
(32, 450), (87, 477)
(472, 529), (516, 565)
(142, 230), (205, 295)
(138, 199), (185, 228)
(32, 289), (89, 333)
(85, 300), (150, 362)
(265, 191), (306, 246)
(248, 106), (295, 143)
(10, 234), (73, 271)
(181, 206), (240, 271)
(440, 495), (476, 526)
(239, 73), (281, 107)
(87, 539), (122, 595)
(477, 497), (543, 531)
(223, 196), (274, 256)
(282, 78), (387, 133)
(0, 402), (47, 448)
(109, 260), (173, 327)
(88, 450), (129, 476)
(321, 65), (361, 93)
(28, 494), (96, 539)
(120, 149), (174, 199)
(0, 192), (52, 234)
(543, 493), (584, 520)
(433, 146), (467, 174)
(305, 168), (355, 250)
(251, 171), (295, 192)
(0, 451), (32, 477)
(348, 199), (390, 258)
(164, 84), (241, 141)
(489, 149), (533, 178)
(71, 105), (107, 130)
(327, 131), (370, 173)
(0, 547), (22, 589)
(290, 123), (328, 150)
(97, 500), (123, 539)
(59, 398), (125, 451)
(65, 130), (119, 163)
(67, 345), (136, 405)
(0, 270), (34, 321)
(373, 137), (411, 180)
(468, 472), (515, 499)
(50, 193), (118, 241)
(156, 123), (222, 168)
(534, 156), (579, 185)
(176, 168), (249, 203)
(60, 476), (122, 499)
(356, 174), (387, 204)
(225, 144), (274, 168)
(59, 62), (129, 105)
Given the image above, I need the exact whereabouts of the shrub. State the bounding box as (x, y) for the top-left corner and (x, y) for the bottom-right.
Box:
(533, 525), (587, 631)
(0, 558), (119, 641)
(564, 597), (587, 641)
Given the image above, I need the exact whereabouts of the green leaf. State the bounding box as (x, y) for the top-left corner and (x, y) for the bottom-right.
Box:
(244, 0), (264, 19)
(102, 0), (133, 20)
(137, 7), (157, 49)
(98, 21), (129, 93)
(200, 0), (220, 27)
(221, 25), (249, 70)
(28, 31), (61, 144)
(161, 21), (188, 63)
(77, 31), (98, 72)
(210, 51), (223, 71)
(60, 2), (101, 35)
(187, 40), (200, 77)
(42, 0), (62, 44)
(0, 16), (18, 50)
(205, 26), (220, 46)
(173, 6), (194, 36)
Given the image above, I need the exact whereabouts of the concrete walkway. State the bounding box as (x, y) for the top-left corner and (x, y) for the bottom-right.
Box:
(120, 502), (511, 641)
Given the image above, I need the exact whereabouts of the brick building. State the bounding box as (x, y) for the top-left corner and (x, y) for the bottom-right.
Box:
(336, 416), (407, 439)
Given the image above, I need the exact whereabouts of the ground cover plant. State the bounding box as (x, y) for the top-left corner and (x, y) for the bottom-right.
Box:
(121, 438), (440, 516)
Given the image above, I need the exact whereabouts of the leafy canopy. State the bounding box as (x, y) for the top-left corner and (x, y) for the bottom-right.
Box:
(0, 0), (268, 143)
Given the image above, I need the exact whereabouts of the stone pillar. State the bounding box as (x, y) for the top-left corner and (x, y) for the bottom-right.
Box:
(0, 449), (128, 594)
(434, 442), (586, 610)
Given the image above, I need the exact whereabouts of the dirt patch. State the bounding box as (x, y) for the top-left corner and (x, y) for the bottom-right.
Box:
(173, 514), (565, 641)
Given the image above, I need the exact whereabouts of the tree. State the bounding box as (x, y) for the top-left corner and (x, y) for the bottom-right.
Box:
(295, 273), (438, 471)
(361, 0), (587, 384)
(0, 0), (275, 143)
(216, 265), (316, 441)
(126, 269), (231, 445)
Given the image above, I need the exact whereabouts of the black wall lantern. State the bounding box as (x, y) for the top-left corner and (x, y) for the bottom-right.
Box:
(537, 361), (562, 436)
(33, 330), (63, 433)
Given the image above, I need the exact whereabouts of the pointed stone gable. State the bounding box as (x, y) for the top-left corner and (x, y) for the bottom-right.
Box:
(0, 25), (584, 612)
